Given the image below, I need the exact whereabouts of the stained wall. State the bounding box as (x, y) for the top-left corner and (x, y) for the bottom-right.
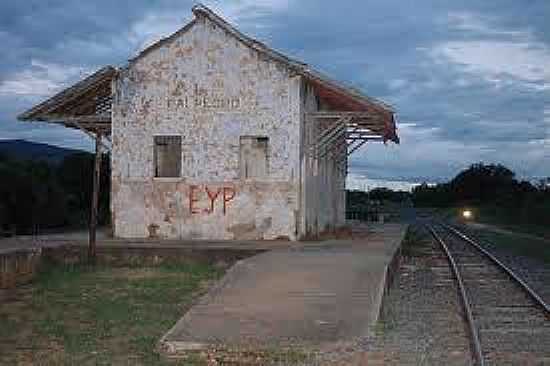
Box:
(111, 15), (302, 240)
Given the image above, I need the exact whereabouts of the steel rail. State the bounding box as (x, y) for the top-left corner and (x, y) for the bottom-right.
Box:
(426, 225), (486, 366)
(442, 222), (550, 315)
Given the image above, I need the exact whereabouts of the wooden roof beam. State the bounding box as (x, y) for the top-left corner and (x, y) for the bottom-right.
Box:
(18, 66), (116, 121)
(35, 114), (111, 124)
(308, 111), (387, 119)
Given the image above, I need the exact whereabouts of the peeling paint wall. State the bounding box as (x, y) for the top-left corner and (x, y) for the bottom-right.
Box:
(112, 15), (302, 240)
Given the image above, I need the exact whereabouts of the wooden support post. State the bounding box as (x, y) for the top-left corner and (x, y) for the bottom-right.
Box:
(89, 130), (103, 264)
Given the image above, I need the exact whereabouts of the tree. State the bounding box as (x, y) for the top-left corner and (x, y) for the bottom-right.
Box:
(411, 163), (550, 230)
(449, 163), (516, 204)
(57, 152), (111, 226)
(0, 151), (111, 235)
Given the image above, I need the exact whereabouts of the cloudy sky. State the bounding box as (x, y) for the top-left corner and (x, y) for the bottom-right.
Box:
(1, 0), (548, 187)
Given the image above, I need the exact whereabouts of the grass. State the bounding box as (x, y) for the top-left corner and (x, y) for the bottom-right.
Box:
(478, 216), (550, 240)
(441, 205), (550, 239)
(436, 206), (550, 264)
(0, 263), (223, 365)
(472, 204), (550, 239)
(465, 226), (550, 264)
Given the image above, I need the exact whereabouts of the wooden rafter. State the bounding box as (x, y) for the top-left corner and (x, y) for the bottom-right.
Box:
(348, 139), (368, 156)
(17, 66), (116, 139)
(37, 114), (111, 124)
(306, 111), (393, 163)
(311, 117), (350, 157)
(18, 67), (115, 118)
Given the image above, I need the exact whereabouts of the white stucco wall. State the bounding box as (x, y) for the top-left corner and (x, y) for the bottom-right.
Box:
(111, 15), (302, 240)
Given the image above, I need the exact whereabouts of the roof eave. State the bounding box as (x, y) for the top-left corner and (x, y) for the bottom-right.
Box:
(17, 66), (117, 123)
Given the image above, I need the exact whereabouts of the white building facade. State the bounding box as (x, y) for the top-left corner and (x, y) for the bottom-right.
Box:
(20, 5), (398, 241)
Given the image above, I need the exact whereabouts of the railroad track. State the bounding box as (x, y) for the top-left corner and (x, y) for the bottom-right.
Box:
(427, 222), (550, 366)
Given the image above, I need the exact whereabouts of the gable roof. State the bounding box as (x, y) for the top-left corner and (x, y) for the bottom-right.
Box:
(18, 4), (398, 142)
(136, 6), (393, 106)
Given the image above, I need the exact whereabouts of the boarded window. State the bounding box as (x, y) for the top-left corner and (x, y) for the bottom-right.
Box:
(239, 136), (268, 179)
(154, 136), (181, 177)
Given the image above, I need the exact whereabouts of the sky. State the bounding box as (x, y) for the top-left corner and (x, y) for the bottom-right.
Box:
(1, 0), (548, 189)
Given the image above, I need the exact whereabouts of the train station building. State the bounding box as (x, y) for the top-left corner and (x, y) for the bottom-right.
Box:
(19, 5), (398, 241)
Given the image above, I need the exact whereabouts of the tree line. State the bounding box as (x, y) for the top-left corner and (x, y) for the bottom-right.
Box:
(347, 187), (410, 208)
(0, 152), (110, 235)
(412, 163), (550, 228)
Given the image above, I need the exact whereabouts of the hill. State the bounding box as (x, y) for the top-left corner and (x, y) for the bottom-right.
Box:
(0, 139), (85, 164)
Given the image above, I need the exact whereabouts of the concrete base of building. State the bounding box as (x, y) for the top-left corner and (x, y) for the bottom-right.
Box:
(158, 223), (408, 357)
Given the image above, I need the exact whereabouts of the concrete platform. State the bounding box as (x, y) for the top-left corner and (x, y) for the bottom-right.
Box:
(159, 223), (408, 356)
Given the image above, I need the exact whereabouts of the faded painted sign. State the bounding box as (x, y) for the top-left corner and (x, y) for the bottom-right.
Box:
(137, 83), (259, 112)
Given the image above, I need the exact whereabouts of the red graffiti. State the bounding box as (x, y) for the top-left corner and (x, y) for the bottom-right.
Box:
(223, 187), (236, 215)
(205, 186), (221, 214)
(188, 185), (236, 215)
(189, 185), (200, 214)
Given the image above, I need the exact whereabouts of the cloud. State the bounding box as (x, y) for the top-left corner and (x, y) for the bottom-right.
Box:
(431, 40), (550, 90)
(430, 11), (550, 91)
(127, 12), (191, 52)
(124, 0), (290, 53)
(0, 60), (89, 97)
(347, 119), (550, 183)
(388, 79), (408, 91)
(348, 124), (481, 182)
(214, 0), (289, 21)
(347, 175), (419, 192)
(445, 11), (525, 37)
